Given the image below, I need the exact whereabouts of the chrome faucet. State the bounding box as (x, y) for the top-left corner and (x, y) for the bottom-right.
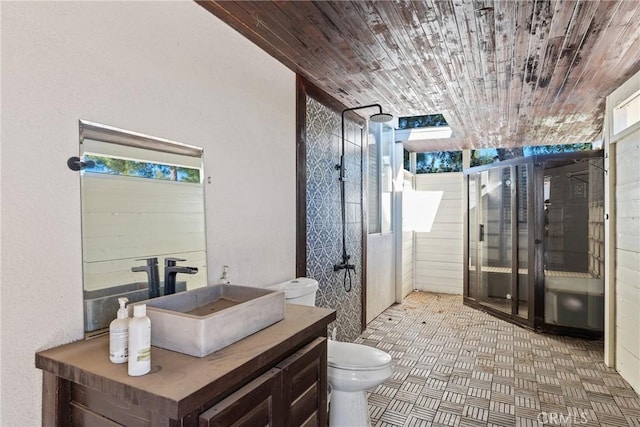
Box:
(164, 257), (198, 295)
(131, 257), (160, 298)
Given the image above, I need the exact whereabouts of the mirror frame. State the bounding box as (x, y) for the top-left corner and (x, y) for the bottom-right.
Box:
(80, 120), (203, 157)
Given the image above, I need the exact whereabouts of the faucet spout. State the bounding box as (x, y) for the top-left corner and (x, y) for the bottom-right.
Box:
(131, 257), (160, 298)
(164, 257), (198, 295)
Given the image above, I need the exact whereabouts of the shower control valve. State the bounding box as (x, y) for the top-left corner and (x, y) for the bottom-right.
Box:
(333, 263), (355, 271)
(333, 254), (356, 271)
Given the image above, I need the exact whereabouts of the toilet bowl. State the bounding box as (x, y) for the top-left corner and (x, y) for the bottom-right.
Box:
(268, 278), (393, 427)
(327, 340), (392, 427)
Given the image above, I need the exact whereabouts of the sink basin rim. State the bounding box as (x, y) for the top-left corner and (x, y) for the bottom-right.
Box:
(140, 284), (281, 319)
(129, 283), (286, 357)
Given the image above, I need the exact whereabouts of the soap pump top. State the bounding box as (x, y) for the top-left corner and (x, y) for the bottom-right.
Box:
(117, 297), (128, 319)
(109, 297), (129, 364)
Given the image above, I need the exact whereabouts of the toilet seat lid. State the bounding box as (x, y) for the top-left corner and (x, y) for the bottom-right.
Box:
(328, 340), (392, 370)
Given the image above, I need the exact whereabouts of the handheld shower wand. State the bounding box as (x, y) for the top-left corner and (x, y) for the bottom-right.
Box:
(334, 104), (393, 292)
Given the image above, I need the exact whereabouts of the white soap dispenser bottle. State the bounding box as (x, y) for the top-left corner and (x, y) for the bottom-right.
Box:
(109, 297), (129, 364)
(128, 304), (151, 376)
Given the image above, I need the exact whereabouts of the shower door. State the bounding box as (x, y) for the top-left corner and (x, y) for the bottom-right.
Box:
(466, 163), (533, 323)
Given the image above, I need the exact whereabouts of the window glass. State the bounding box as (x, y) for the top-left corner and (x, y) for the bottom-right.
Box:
(398, 114), (448, 129)
(368, 122), (394, 233)
(613, 89), (640, 134)
(470, 143), (593, 167)
(368, 133), (380, 234)
(415, 151), (462, 173)
(381, 124), (393, 233)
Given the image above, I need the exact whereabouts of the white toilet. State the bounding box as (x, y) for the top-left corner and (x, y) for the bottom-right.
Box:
(268, 278), (392, 427)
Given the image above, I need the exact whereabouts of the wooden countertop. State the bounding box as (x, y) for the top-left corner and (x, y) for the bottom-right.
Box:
(36, 304), (335, 420)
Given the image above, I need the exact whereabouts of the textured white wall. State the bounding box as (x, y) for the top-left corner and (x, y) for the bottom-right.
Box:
(0, 2), (295, 425)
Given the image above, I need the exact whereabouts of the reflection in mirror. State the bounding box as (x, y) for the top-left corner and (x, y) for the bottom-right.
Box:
(80, 120), (207, 335)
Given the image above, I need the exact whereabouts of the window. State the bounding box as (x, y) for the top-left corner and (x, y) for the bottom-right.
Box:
(368, 122), (393, 234)
(415, 150), (462, 173)
(398, 114), (448, 129)
(404, 150), (463, 173)
(470, 143), (594, 167)
(368, 135), (380, 234)
(613, 89), (640, 135)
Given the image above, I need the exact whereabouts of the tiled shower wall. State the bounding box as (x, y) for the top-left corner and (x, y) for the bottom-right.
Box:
(305, 96), (363, 342)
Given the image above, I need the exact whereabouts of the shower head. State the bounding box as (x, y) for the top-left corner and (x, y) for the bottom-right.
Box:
(341, 103), (393, 124)
(369, 112), (394, 123)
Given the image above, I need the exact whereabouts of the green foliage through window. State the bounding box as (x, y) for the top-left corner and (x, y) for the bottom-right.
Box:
(405, 143), (594, 174)
(470, 143), (593, 167)
(416, 151), (462, 173)
(398, 114), (448, 130)
(84, 155), (201, 183)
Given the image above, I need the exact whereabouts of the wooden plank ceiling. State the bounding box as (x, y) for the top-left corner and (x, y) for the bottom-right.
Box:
(198, 0), (640, 151)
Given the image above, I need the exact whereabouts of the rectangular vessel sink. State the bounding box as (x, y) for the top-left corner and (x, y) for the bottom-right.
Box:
(132, 284), (285, 357)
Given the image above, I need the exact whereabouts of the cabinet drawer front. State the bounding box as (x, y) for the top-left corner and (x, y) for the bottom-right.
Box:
(71, 383), (151, 427)
(70, 403), (121, 427)
(199, 368), (282, 427)
(277, 337), (327, 427)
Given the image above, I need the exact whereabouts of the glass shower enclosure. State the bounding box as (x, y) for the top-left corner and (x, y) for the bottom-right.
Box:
(463, 150), (605, 337)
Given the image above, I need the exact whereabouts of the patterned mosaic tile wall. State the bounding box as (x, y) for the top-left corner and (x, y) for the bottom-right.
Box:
(306, 96), (363, 341)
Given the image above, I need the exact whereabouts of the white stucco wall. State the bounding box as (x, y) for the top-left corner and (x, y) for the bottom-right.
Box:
(0, 2), (295, 425)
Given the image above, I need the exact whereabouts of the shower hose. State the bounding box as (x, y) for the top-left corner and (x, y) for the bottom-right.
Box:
(337, 157), (354, 293)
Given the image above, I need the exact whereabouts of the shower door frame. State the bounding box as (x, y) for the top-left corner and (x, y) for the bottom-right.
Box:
(463, 160), (535, 329)
(463, 150), (605, 337)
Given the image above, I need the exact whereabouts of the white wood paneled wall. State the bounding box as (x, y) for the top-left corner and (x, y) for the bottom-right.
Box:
(414, 172), (464, 295)
(402, 172), (415, 297)
(614, 132), (640, 393)
(402, 232), (414, 296)
(605, 69), (640, 393)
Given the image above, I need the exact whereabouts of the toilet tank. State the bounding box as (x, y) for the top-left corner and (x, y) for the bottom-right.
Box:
(267, 278), (318, 306)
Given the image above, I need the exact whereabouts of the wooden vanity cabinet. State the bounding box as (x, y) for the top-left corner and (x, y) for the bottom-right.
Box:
(36, 305), (335, 427)
(199, 368), (283, 427)
(200, 337), (327, 427)
(277, 337), (327, 427)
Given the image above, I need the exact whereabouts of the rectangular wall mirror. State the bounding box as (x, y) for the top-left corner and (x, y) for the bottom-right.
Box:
(79, 120), (208, 336)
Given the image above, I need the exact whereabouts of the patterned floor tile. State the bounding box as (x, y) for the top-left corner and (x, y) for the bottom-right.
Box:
(404, 415), (433, 427)
(370, 404), (387, 421)
(433, 410), (461, 425)
(378, 410), (409, 426)
(462, 404), (489, 422)
(363, 292), (640, 427)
